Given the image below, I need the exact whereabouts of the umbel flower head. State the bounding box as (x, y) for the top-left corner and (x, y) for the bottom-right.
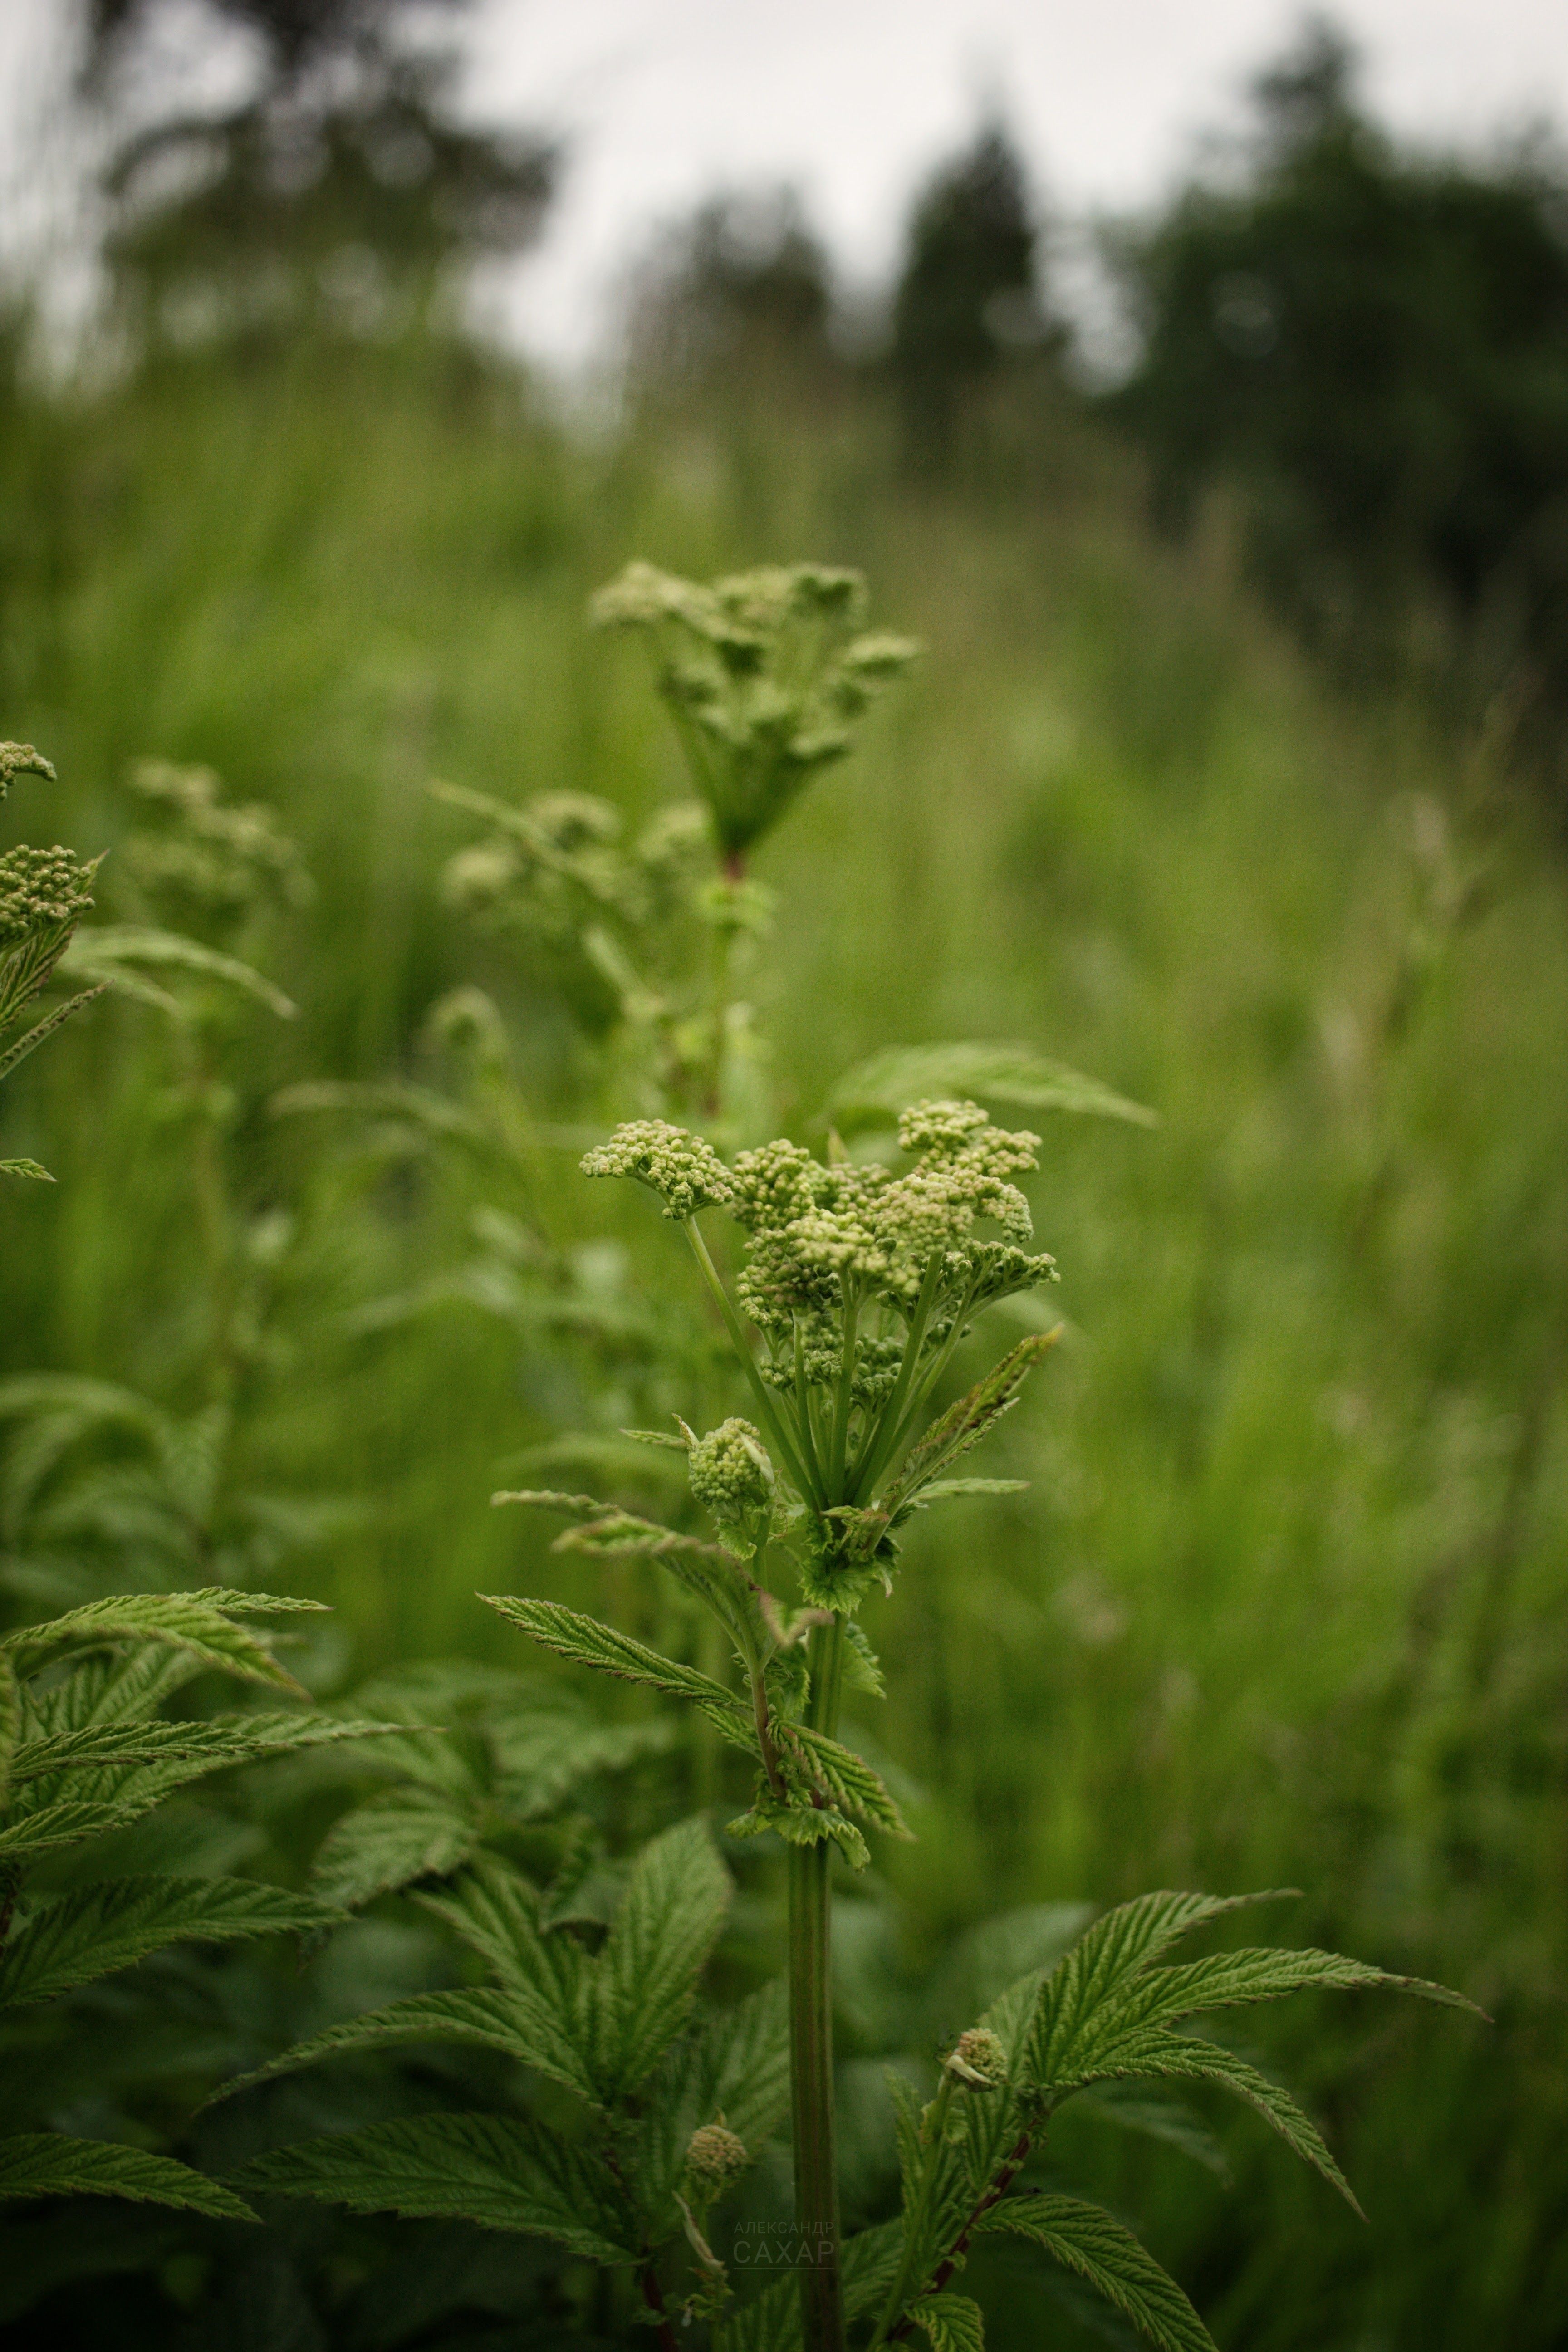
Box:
(0, 743), (56, 798)
(580, 1119), (735, 1220)
(0, 847), (96, 951)
(584, 1102), (1058, 1510)
(590, 560), (919, 862)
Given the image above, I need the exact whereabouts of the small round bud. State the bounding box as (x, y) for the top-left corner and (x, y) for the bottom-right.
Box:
(945, 2028), (1008, 2090)
(688, 1419), (774, 1525)
(685, 2122), (749, 2187)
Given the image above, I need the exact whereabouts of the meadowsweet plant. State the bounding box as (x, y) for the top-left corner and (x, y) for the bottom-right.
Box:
(211, 568), (1478, 2352)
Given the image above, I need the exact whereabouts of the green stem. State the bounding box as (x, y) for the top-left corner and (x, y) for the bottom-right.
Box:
(828, 1282), (859, 1495)
(850, 1254), (945, 1501)
(867, 2075), (956, 2351)
(682, 1218), (822, 1505)
(789, 1612), (848, 2352)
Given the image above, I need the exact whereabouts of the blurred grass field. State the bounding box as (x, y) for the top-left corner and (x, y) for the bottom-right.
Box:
(2, 334), (1566, 2344)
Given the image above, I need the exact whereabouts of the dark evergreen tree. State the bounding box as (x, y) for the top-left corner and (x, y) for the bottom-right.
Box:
(80, 0), (554, 349)
(1111, 15), (1568, 749)
(888, 118), (1050, 462)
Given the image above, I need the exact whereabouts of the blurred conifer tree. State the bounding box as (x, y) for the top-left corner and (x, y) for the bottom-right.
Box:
(888, 118), (1057, 466)
(626, 189), (839, 408)
(80, 0), (554, 350)
(1111, 15), (1568, 755)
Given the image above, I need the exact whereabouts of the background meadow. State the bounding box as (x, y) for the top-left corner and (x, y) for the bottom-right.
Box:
(2, 5), (1567, 2343)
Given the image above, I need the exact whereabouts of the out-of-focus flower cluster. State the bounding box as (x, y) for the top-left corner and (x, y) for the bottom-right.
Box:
(590, 560), (919, 860)
(122, 761), (311, 939)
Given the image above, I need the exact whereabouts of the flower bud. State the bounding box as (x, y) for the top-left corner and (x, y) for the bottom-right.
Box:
(685, 2121), (749, 2187)
(944, 2027), (1008, 2089)
(687, 1418), (774, 1526)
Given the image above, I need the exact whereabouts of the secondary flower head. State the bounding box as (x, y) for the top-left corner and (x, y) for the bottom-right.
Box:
(685, 2121), (750, 2187)
(581, 1119), (735, 1219)
(687, 1418), (774, 1525)
(0, 846), (96, 949)
(0, 743), (56, 798)
(589, 560), (919, 859)
(945, 2026), (1008, 2089)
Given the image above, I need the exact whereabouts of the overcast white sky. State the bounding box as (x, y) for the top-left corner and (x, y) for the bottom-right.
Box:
(4, 0), (1567, 370)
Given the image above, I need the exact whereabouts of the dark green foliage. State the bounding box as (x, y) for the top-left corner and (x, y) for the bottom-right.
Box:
(1112, 18), (1568, 749)
(890, 119), (1054, 461)
(84, 0), (553, 354)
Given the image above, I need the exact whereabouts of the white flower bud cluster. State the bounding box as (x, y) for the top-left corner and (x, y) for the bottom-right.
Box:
(684, 2120), (750, 2188)
(687, 1418), (774, 1525)
(581, 1119), (735, 1220)
(944, 2026), (1008, 2089)
(123, 762), (310, 931)
(729, 1103), (1055, 1332)
(0, 743), (56, 797)
(589, 561), (918, 860)
(0, 846), (95, 949)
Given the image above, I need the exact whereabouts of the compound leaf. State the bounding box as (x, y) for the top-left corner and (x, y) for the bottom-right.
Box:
(309, 1786), (478, 1911)
(977, 2193), (1215, 2352)
(233, 2112), (635, 2262)
(0, 1877), (344, 2008)
(602, 1816), (730, 2094)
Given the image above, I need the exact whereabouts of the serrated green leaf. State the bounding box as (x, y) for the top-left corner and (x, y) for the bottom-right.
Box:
(0, 1159), (53, 1181)
(840, 1618), (884, 1698)
(603, 1816), (730, 2093)
(916, 1479), (1029, 1502)
(785, 1725), (911, 1838)
(0, 990), (107, 1086)
(637, 1978), (791, 2212)
(1127, 1946), (1485, 2029)
(486, 1704), (674, 1818)
(1, 1716), (397, 1863)
(3, 1590), (325, 1695)
(1017, 1891), (1297, 2092)
(18, 1641), (204, 1733)
(909, 2291), (986, 2352)
(207, 1984), (582, 2107)
(7, 1713), (391, 1787)
(0, 1877), (344, 2007)
(884, 1332), (1060, 1516)
(726, 1797), (870, 1872)
(489, 1488), (610, 1518)
(1112, 2034), (1362, 2213)
(977, 2194), (1215, 2352)
(0, 2135), (257, 2221)
(232, 2112), (635, 2261)
(826, 1041), (1156, 1131)
(481, 1595), (750, 1736)
(308, 1785), (478, 1910)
